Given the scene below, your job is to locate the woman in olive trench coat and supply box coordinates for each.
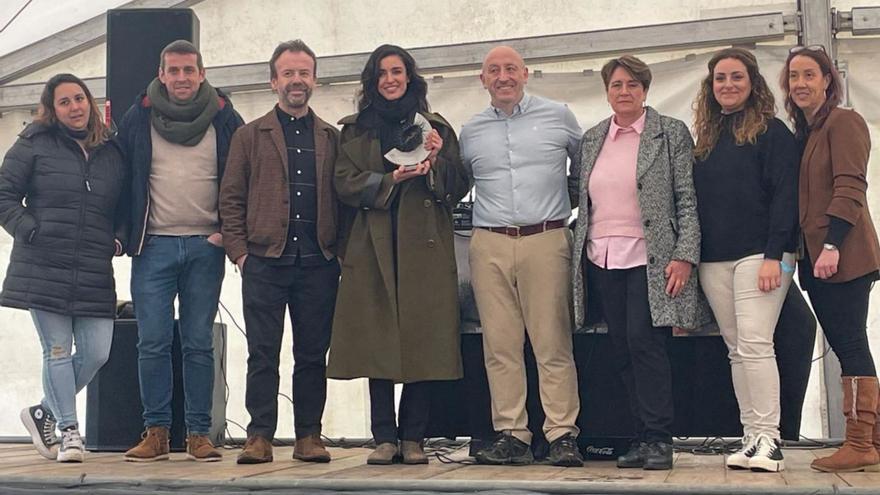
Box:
[328,44,470,464]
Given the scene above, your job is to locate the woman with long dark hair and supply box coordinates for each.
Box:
[693,48,798,472]
[0,73,128,463]
[782,46,880,473]
[327,45,470,465]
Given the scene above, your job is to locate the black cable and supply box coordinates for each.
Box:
[790,434,838,450]
[427,439,476,465]
[812,334,833,363]
[218,300,247,338]
[321,435,373,449]
[224,418,249,449]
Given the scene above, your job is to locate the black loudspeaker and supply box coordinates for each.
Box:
[106,9,200,124]
[85,319,226,452]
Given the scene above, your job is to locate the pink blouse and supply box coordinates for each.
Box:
[587,111,648,269]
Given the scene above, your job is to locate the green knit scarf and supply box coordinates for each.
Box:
[147,77,219,146]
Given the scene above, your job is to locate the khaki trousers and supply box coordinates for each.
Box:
[469,227,580,444]
[699,252,794,439]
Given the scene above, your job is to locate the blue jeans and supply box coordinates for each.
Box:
[132,235,225,435]
[31,309,113,430]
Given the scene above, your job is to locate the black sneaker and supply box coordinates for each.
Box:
[643,441,673,470]
[617,441,648,468]
[748,434,784,472]
[474,432,533,465]
[547,433,584,467]
[20,404,59,460]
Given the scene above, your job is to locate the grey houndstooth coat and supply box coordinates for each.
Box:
[571,106,704,329]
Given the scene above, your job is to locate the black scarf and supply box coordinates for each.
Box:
[59,124,88,141]
[357,91,420,158]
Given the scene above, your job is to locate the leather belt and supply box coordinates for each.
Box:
[480,219,567,237]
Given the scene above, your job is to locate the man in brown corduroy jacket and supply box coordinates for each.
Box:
[219,39,344,465]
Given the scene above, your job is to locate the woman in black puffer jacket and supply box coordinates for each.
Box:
[0,73,128,463]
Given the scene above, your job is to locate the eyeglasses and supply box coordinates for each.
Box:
[789,45,826,54]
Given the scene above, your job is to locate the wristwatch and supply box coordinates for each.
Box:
[822,243,838,251]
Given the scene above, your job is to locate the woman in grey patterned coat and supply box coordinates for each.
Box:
[570,55,700,471]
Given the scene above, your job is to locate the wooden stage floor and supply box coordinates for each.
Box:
[0,441,879,494]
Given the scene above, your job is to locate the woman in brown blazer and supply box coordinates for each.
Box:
[782,46,880,473]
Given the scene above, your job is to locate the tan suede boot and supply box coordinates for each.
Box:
[124,426,170,462]
[236,435,273,464]
[400,440,428,464]
[812,376,880,472]
[367,442,399,465]
[186,434,222,462]
[873,380,880,465]
[293,434,331,463]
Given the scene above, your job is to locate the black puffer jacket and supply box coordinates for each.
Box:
[0,122,129,318]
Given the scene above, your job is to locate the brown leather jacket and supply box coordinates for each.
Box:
[219,107,343,263]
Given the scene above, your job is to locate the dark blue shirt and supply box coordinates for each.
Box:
[261,106,327,266]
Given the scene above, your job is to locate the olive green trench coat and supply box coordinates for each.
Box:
[327,111,470,383]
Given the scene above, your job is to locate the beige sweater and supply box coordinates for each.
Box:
[147,124,219,235]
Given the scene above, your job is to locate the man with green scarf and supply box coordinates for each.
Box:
[117,40,244,463]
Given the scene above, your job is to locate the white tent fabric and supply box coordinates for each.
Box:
[0,0,127,57]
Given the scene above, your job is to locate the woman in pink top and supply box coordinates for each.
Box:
[571,55,701,471]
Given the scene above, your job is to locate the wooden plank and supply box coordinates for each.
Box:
[0,441,867,491]
[321,447,470,480]
[0,444,34,452]
[250,450,372,480]
[0,446,44,459]
[781,448,849,487]
[319,460,467,481]
[665,452,722,486]
[429,463,566,482]
[836,470,880,488]
[555,463,668,484]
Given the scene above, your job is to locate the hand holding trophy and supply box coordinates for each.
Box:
[388,114,442,183]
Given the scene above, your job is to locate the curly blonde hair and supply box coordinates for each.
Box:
[693,48,776,160]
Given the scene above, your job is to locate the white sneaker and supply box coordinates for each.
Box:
[57,429,84,463]
[20,404,59,460]
[748,434,784,472]
[726,434,757,470]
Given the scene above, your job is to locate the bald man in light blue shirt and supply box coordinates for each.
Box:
[460,45,583,468]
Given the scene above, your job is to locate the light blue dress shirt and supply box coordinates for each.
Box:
[460,94,582,227]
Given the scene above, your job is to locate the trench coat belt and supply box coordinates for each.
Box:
[479,219,567,238]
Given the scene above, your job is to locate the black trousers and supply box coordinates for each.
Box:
[369,379,431,444]
[589,262,674,444]
[243,257,340,439]
[800,254,877,377]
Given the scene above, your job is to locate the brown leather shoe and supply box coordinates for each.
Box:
[367,442,399,465]
[187,434,222,462]
[293,434,331,463]
[237,435,273,464]
[124,426,170,462]
[400,440,428,464]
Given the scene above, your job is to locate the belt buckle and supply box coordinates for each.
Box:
[505,226,520,237]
